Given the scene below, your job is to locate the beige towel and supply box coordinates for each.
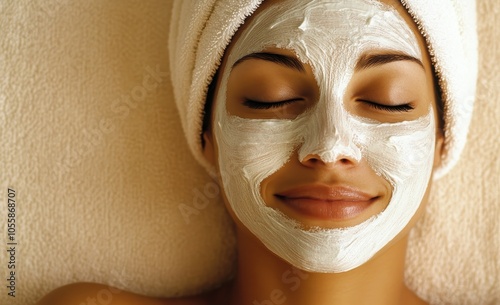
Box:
[0,1,498,304]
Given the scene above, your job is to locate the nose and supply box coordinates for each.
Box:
[297,104,362,168]
[299,138,361,169]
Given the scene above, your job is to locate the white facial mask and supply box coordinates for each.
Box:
[214,0,436,272]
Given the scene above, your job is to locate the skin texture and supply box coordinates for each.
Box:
[36,0,443,304]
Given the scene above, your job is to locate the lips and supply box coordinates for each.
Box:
[275,185,378,220]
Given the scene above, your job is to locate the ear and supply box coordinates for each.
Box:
[433,130,445,170]
[202,129,217,167]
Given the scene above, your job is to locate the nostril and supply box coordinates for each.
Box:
[298,136,363,167]
[309,158,322,165]
[300,152,359,168]
[301,154,322,164]
[339,158,352,165]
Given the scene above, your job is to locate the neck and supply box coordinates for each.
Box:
[228,227,422,305]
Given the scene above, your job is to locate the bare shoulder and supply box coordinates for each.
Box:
[35,282,212,305]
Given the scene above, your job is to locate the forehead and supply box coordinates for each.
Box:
[226,0,421,67]
[224,0,427,63]
[252,0,414,26]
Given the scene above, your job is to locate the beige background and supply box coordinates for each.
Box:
[0,1,498,304]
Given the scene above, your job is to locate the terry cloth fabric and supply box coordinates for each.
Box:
[400,0,478,178]
[168,0,478,179]
[2,1,498,305]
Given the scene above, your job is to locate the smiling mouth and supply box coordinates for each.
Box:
[275,185,379,221]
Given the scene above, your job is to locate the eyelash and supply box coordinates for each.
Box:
[242,98,414,112]
[359,100,414,112]
[242,98,299,109]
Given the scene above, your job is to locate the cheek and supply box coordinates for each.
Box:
[351,113,436,185]
[397,176,434,237]
[217,182,239,221]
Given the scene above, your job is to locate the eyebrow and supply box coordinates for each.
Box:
[355,53,424,71]
[232,52,306,73]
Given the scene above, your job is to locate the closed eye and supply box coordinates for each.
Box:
[242,98,302,110]
[358,99,414,112]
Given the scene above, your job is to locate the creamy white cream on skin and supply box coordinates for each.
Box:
[213,0,436,272]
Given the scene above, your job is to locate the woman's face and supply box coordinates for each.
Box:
[204,0,443,273]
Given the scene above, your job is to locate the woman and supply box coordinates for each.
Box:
[37,0,477,304]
